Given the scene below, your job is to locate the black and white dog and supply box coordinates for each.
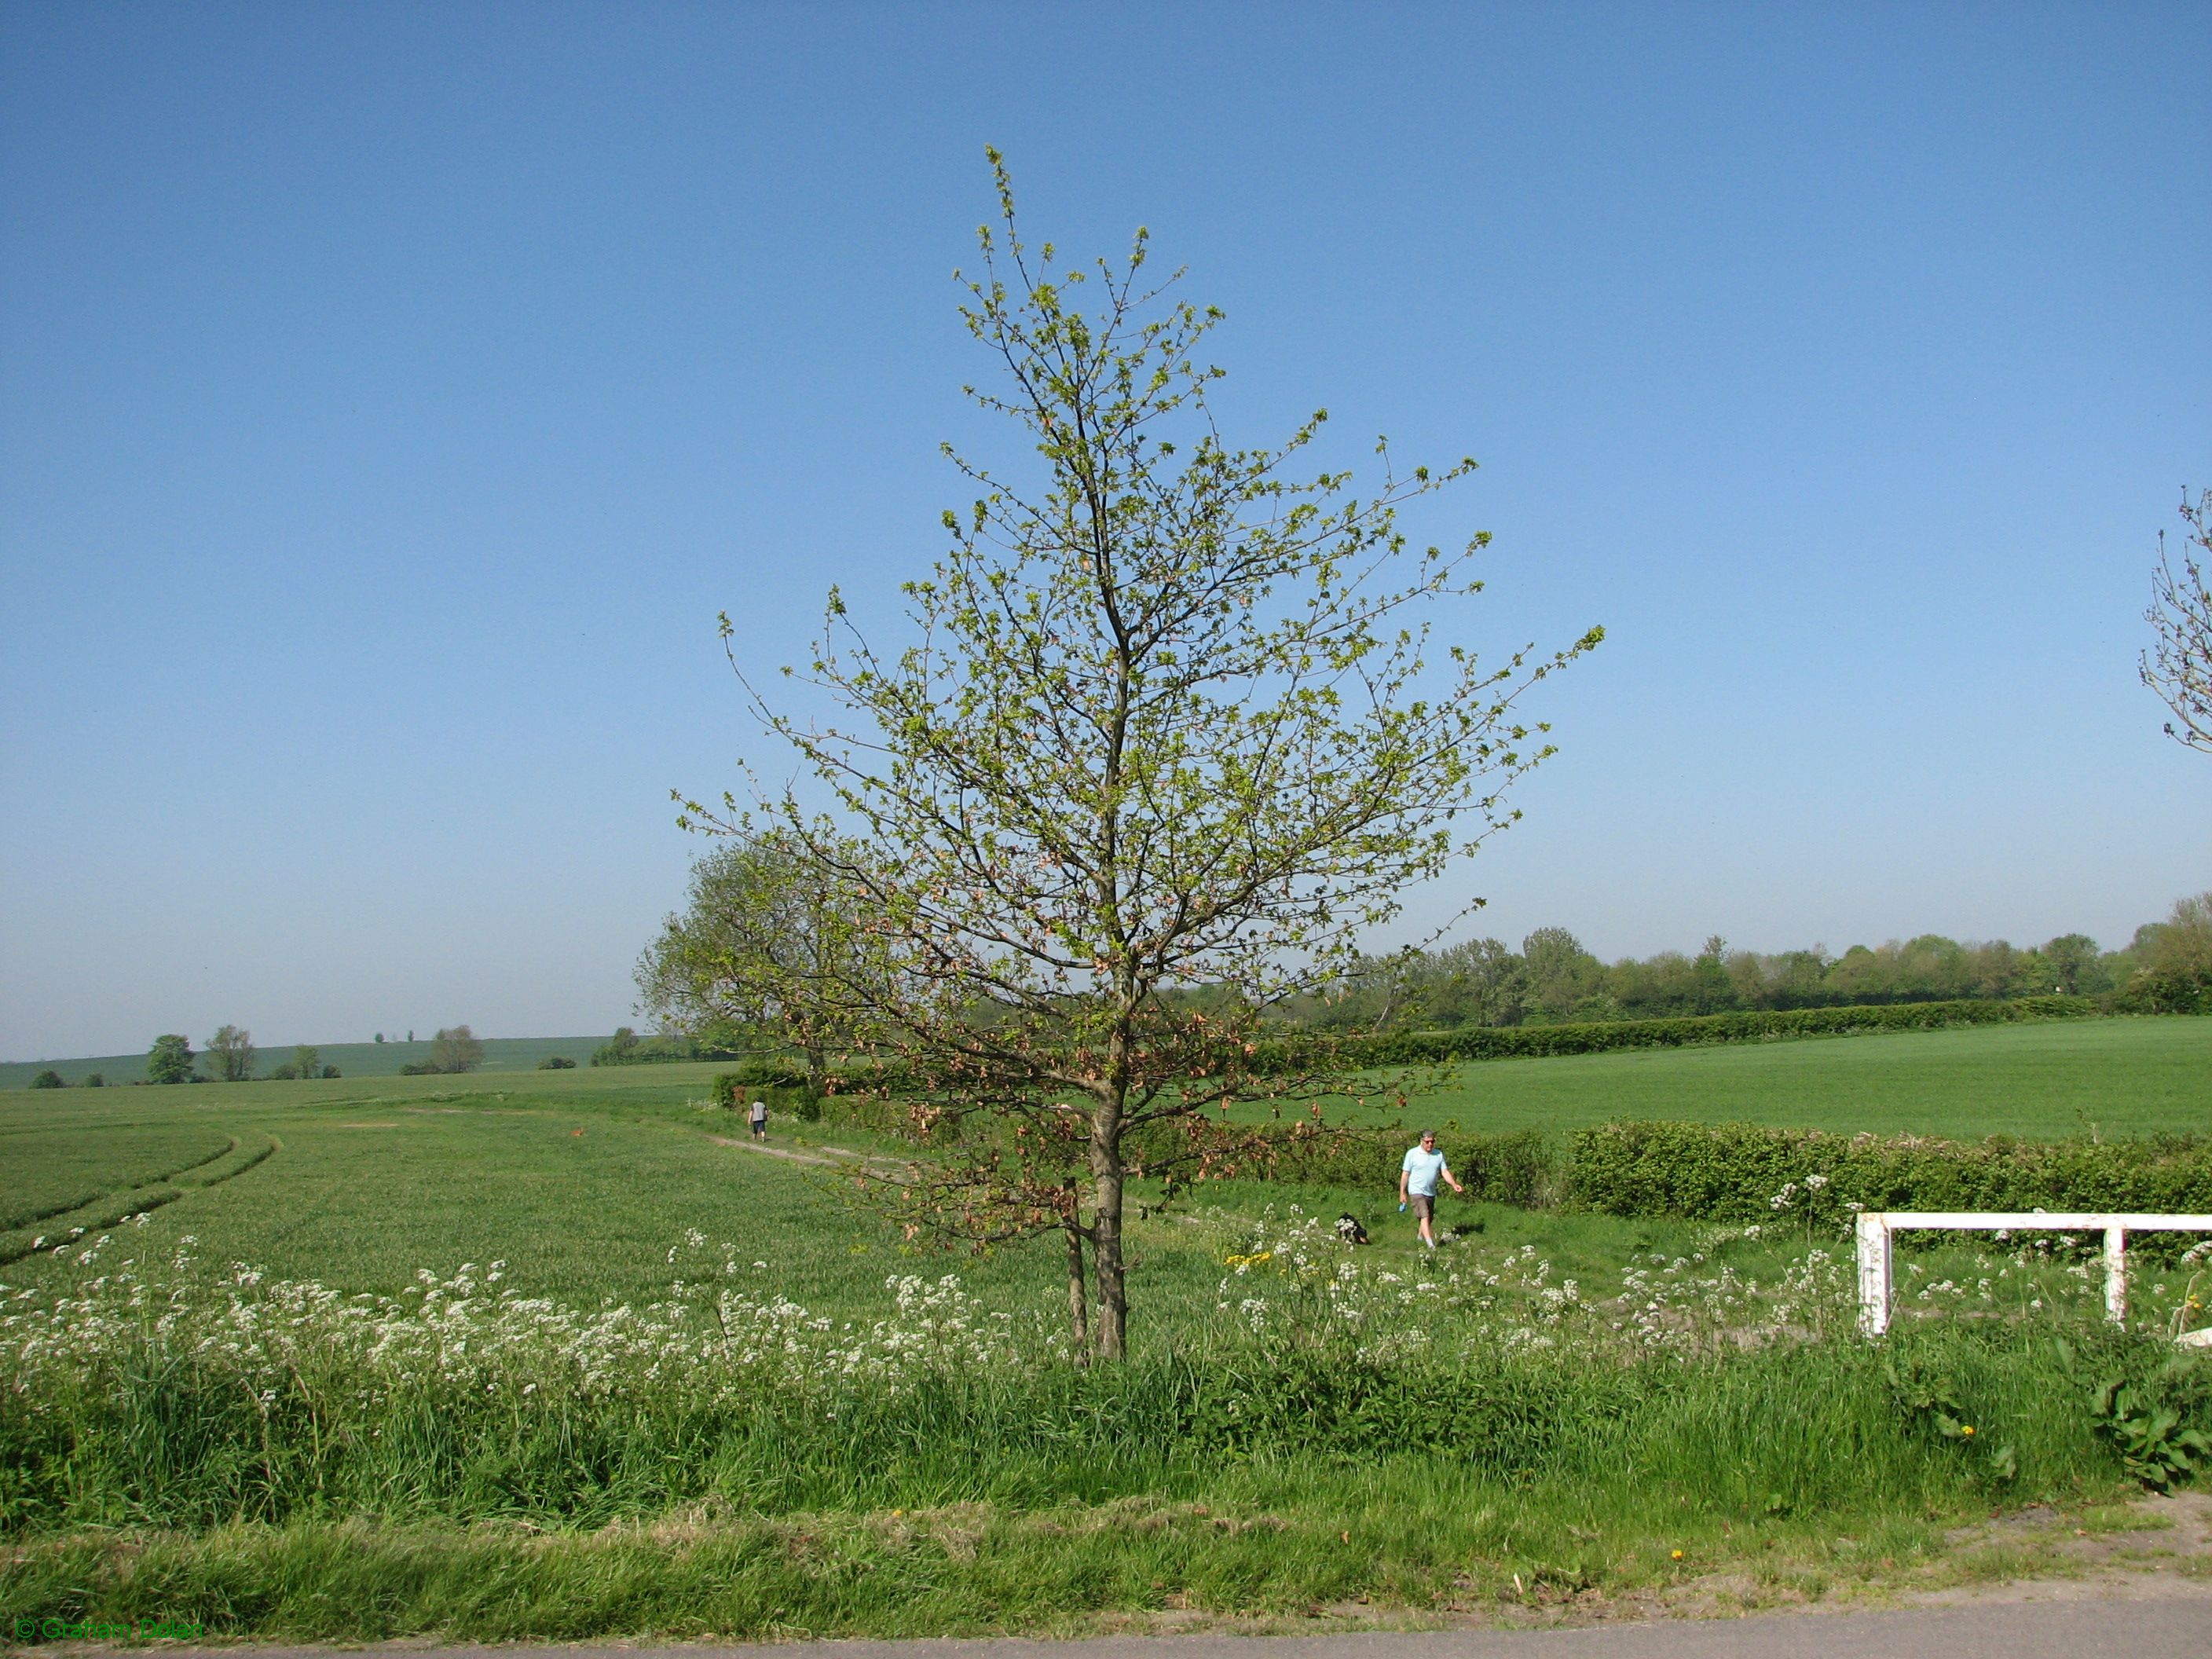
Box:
[1334,1213,1370,1245]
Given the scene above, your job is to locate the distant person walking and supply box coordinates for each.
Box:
[1398,1129,1463,1249]
[748,1093,768,1142]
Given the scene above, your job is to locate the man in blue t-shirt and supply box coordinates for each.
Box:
[1398,1130,1464,1249]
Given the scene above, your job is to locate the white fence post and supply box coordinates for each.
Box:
[1855,1212,1892,1337]
[1851,1212,2212,1342]
[2104,1225,2128,1326]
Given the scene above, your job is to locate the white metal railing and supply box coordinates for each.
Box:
[1855,1211,2212,1341]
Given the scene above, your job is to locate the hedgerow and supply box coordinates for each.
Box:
[1287,994,2110,1069]
[717,1000,2163,1104]
[1569,1120,2212,1229]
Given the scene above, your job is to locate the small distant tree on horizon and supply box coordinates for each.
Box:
[30,1069,64,1089]
[147,1034,194,1085]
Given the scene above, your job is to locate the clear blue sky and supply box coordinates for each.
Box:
[2,3,2207,1060]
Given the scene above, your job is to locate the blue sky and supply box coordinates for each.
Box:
[2,2,2207,1060]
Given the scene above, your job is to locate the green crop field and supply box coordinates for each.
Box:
[1309,1015,2212,1141]
[2,1016,2205,1314]
[0,1064,1423,1324]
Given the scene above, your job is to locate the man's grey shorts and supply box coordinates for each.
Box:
[1410,1193,1434,1222]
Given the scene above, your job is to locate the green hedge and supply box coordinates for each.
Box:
[1570,1120,2212,1229]
[709,1073,822,1122]
[711,1000,2164,1105]
[1302,994,2109,1070]
[1232,1125,1556,1207]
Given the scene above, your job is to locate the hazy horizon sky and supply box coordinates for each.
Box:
[3,3,2207,1061]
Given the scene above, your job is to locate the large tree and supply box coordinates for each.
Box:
[146,1033,194,1085]
[427,1025,484,1074]
[687,156,1596,1358]
[2130,892,2212,1012]
[635,830,879,1093]
[2142,488,2211,753]
[205,1024,256,1082]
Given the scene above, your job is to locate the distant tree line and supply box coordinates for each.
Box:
[1283,891,2212,1031]
[639,849,2212,1068]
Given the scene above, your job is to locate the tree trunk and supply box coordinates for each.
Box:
[804,1043,827,1098]
[1090,1111,1128,1359]
[1063,1182,1090,1361]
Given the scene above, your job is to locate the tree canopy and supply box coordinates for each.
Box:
[206,1025,256,1082]
[146,1033,194,1085]
[685,154,1597,1358]
[635,830,880,1091]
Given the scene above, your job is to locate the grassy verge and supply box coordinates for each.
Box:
[0,1476,2138,1643]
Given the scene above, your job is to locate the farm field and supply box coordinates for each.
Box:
[1,1063,1672,1322]
[2,1016,2208,1309]
[1312,1015,2212,1141]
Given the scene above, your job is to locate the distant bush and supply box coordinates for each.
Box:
[322,1064,339,1079]
[429,1026,484,1074]
[537,1056,577,1070]
[29,1070,64,1090]
[716,1056,819,1090]
[398,1030,483,1076]
[1247,1123,1558,1207]
[82,1073,104,1088]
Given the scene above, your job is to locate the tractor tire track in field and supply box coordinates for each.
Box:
[0,1134,280,1266]
[0,1133,240,1233]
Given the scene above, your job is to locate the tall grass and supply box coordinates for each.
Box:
[5,1210,2207,1639]
[2,1217,2192,1535]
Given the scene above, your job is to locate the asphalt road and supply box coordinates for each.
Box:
[64,1595,2212,1659]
